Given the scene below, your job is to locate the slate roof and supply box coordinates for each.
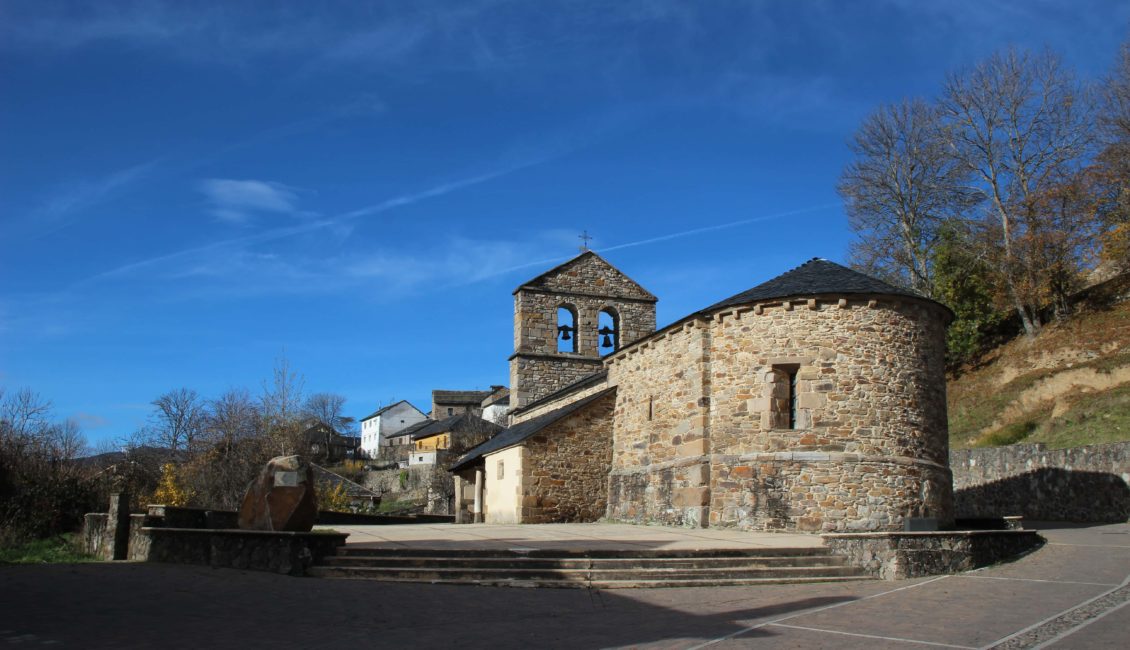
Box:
[409,411,502,441]
[450,388,616,472]
[432,389,493,405]
[509,370,608,417]
[480,386,510,408]
[384,419,433,439]
[704,258,935,312]
[359,399,422,422]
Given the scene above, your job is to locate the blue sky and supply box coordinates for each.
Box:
[2,1,1128,448]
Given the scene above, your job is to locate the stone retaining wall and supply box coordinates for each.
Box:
[80,501,349,575]
[950,442,1130,522]
[822,529,1043,580]
[137,528,347,576]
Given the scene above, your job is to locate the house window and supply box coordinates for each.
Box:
[598,307,619,354]
[497,459,505,480]
[557,305,577,353]
[769,364,800,429]
[447,407,454,416]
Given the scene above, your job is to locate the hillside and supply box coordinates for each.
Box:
[947,298,1130,450]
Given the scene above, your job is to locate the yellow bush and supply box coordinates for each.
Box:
[318,481,351,512]
[150,463,194,507]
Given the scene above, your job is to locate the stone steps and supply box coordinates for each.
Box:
[308,547,873,588]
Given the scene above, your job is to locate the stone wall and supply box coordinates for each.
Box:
[950,442,1130,522]
[80,501,348,575]
[605,295,953,533]
[510,252,656,409]
[607,322,712,527]
[510,374,610,425]
[509,353,603,412]
[823,529,1043,580]
[518,392,615,523]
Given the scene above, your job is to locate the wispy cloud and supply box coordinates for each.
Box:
[73,157,548,289]
[463,202,843,283]
[600,203,841,253]
[24,159,161,238]
[72,412,110,429]
[199,179,304,224]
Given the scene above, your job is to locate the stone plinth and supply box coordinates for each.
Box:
[822,529,1043,580]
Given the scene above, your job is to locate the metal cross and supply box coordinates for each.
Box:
[579,230,593,251]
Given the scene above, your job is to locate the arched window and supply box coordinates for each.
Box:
[598,307,619,355]
[557,305,577,353]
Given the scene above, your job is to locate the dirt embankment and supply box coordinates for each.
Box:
[948,300,1130,449]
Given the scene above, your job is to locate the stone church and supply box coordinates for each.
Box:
[451,251,954,533]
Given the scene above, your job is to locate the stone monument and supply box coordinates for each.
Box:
[238,455,318,532]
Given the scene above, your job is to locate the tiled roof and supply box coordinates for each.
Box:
[450,388,616,472]
[704,258,932,311]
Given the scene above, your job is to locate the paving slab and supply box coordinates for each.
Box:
[319,522,825,551]
[1,521,1126,649]
[1043,598,1130,649]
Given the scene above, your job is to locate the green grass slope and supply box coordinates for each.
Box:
[947,301,1130,449]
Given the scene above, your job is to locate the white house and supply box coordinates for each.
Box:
[358,400,428,458]
[480,388,510,426]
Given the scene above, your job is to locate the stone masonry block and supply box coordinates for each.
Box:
[677,438,707,458]
[798,392,827,408]
[686,463,709,487]
[672,487,710,508]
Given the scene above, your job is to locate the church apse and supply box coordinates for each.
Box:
[603,259,954,533]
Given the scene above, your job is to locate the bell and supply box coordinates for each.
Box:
[561,329,571,341]
[601,334,612,347]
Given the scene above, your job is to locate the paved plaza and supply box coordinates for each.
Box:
[319,521,826,551]
[1,522,1127,649]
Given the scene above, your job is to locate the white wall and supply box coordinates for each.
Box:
[359,402,427,457]
[409,450,436,466]
[484,446,524,524]
[481,403,509,427]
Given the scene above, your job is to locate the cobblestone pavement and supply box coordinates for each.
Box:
[1,522,1126,649]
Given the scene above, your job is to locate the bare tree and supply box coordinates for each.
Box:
[941,48,1095,334]
[259,354,306,454]
[839,98,975,295]
[47,419,87,461]
[303,392,356,435]
[1102,42,1130,142]
[204,388,261,447]
[260,355,305,426]
[0,387,54,444]
[146,388,205,454]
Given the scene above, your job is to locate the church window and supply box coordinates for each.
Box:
[497,459,505,480]
[557,305,577,353]
[598,307,619,354]
[769,365,800,429]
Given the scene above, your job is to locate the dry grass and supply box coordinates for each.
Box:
[948,302,1130,449]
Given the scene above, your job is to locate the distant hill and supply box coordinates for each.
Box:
[948,282,1130,450]
[73,445,181,470]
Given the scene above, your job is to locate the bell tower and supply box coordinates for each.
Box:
[509,251,657,411]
